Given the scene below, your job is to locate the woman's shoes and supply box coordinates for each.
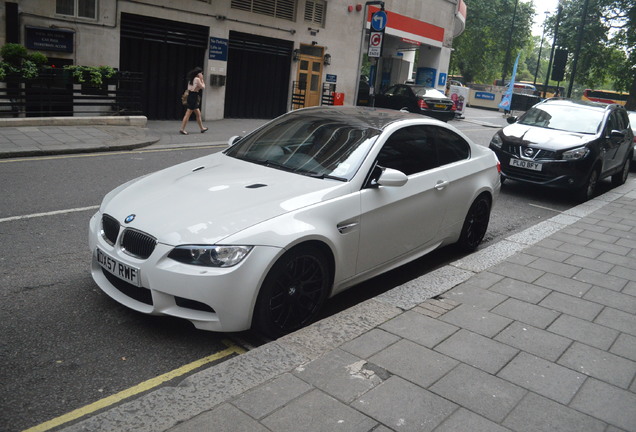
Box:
[201,127,208,133]
[179,130,188,135]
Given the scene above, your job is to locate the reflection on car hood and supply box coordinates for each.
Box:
[101,153,347,246]
[502,123,594,150]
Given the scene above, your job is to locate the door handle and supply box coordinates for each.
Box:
[435,180,449,190]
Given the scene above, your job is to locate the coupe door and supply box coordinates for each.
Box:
[356,126,450,274]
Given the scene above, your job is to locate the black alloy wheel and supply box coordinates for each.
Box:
[457,195,491,252]
[578,168,600,202]
[253,245,330,338]
[611,156,631,187]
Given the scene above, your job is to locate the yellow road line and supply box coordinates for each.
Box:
[1,144,225,163]
[23,340,246,432]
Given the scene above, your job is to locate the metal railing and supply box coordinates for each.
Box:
[0,70,143,117]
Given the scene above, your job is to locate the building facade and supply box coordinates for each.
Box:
[1,0,466,120]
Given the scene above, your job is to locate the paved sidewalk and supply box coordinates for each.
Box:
[55,180,636,432]
[4,113,634,431]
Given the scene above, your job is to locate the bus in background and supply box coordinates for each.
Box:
[582,89,628,106]
[515,81,564,98]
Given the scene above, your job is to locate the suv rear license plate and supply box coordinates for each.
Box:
[510,158,542,171]
[96,248,140,286]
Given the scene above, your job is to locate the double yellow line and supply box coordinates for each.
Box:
[23,340,246,432]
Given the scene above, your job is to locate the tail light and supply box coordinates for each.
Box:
[418,99,427,109]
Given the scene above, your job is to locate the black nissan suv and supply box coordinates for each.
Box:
[489,99,633,201]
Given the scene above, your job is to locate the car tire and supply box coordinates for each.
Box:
[457,194,491,252]
[252,245,330,338]
[577,167,600,202]
[611,156,631,187]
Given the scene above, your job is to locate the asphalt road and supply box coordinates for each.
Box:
[0,114,623,432]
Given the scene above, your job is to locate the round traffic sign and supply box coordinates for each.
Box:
[371,11,387,32]
[370,32,382,47]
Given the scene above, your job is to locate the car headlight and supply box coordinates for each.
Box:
[168,245,253,267]
[562,146,590,160]
[490,133,503,149]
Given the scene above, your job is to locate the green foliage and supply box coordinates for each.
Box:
[450,0,535,84]
[0,43,28,67]
[63,65,117,86]
[0,43,48,80]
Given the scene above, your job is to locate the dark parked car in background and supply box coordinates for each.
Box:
[374,84,456,122]
[490,99,634,201]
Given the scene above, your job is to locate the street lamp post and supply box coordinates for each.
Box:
[533,11,550,86]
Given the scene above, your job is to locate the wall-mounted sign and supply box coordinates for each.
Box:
[209,37,228,61]
[368,31,383,58]
[438,73,447,86]
[326,74,337,83]
[25,26,74,53]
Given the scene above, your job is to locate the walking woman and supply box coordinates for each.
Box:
[180,67,208,135]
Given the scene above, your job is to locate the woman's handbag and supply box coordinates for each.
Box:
[181,89,189,106]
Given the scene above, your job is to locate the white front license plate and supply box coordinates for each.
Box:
[510,158,542,171]
[96,248,141,287]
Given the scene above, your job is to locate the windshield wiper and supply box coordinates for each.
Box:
[297,170,347,182]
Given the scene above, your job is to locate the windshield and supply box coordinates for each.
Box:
[518,104,604,134]
[225,113,380,181]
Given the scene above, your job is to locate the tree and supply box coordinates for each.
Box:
[449,0,534,84]
[545,0,635,108]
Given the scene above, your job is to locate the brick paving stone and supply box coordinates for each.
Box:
[623,280,636,296]
[574,268,628,292]
[444,283,508,309]
[549,314,619,350]
[495,321,571,362]
[262,389,377,432]
[491,298,560,329]
[439,304,512,337]
[231,373,312,420]
[506,252,538,266]
[463,271,504,289]
[598,251,635,266]
[534,272,591,297]
[583,286,636,314]
[489,277,551,304]
[594,307,636,337]
[170,403,269,432]
[556,241,602,258]
[564,254,614,273]
[570,379,636,431]
[369,339,458,388]
[528,257,580,278]
[430,364,526,423]
[489,262,545,283]
[353,376,457,432]
[292,349,382,403]
[610,333,636,362]
[502,392,606,432]
[610,265,636,282]
[379,310,458,348]
[435,329,518,374]
[497,352,585,404]
[524,245,573,262]
[558,342,636,389]
[433,408,512,432]
[551,231,593,247]
[340,328,401,359]
[538,291,603,320]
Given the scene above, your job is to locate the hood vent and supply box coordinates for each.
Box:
[246,183,267,189]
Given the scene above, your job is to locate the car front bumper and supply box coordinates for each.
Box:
[88,212,282,332]
[490,146,594,190]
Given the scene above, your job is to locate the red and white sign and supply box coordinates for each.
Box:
[368,31,383,57]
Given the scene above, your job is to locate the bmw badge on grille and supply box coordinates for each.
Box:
[124,214,136,224]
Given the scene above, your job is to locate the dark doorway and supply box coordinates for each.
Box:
[225,31,293,119]
[120,13,208,120]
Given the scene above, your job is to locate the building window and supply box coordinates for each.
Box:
[231,0,296,21]
[56,0,97,19]
[304,0,326,27]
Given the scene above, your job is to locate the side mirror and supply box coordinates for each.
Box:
[506,116,518,124]
[377,167,408,187]
[609,130,626,140]
[228,135,242,146]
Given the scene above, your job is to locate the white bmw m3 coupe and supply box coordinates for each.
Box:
[89,106,500,337]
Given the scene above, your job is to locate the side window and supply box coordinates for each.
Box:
[606,111,620,134]
[435,127,471,165]
[384,85,399,96]
[377,126,438,175]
